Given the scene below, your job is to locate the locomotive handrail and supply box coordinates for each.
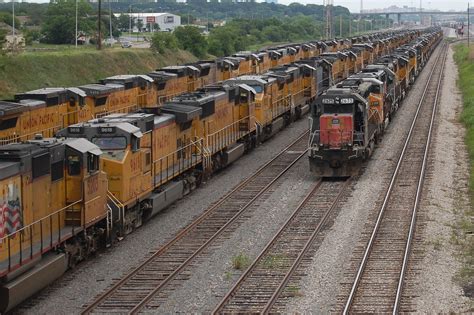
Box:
[0,199,84,243]
[107,190,124,231]
[0,124,63,146]
[152,138,205,185]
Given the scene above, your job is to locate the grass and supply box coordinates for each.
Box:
[261,254,286,269]
[231,252,251,270]
[286,285,303,297]
[0,47,197,99]
[452,43,474,299]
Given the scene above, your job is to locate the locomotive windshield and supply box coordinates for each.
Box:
[248,85,263,93]
[92,137,127,150]
[322,103,353,114]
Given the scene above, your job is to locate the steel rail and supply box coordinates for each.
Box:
[262,178,352,314]
[342,41,447,315]
[392,42,447,314]
[212,178,351,314]
[82,131,309,314]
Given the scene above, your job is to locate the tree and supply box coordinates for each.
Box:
[117,14,133,32]
[136,19,143,32]
[0,12,20,28]
[42,0,94,44]
[151,31,178,53]
[173,26,207,58]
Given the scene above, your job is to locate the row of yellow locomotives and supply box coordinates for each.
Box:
[0,28,428,312]
[0,73,314,312]
[0,29,424,147]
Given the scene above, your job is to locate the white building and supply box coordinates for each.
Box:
[115,13,181,32]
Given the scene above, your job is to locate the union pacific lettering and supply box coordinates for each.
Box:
[215,106,229,121]
[130,153,141,173]
[21,113,57,132]
[86,176,99,195]
[109,94,132,109]
[156,133,171,150]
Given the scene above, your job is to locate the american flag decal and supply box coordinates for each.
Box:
[0,182,23,240]
[5,198,22,235]
[0,201,6,240]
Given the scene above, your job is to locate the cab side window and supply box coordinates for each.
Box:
[68,155,81,176]
[131,135,140,152]
[87,153,99,173]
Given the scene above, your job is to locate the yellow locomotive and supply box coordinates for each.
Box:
[0,136,108,311]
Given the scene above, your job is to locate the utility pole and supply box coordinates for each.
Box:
[98,0,102,50]
[109,0,113,44]
[11,0,15,38]
[420,0,423,25]
[75,0,78,48]
[468,2,470,48]
[324,0,333,39]
[129,5,132,35]
[340,15,342,37]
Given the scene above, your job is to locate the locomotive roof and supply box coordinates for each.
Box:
[100,112,154,133]
[319,88,368,105]
[66,137,103,155]
[15,87,86,102]
[161,103,202,124]
[78,83,124,96]
[190,61,212,69]
[228,75,274,85]
[161,65,200,74]
[0,142,44,159]
[61,121,143,140]
[102,74,154,83]
[0,161,20,181]
[16,87,68,97]
[153,113,175,129]
[147,71,178,81]
[0,101,27,116]
[172,89,226,104]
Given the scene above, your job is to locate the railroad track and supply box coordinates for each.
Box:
[341,41,447,314]
[81,131,310,314]
[213,177,351,314]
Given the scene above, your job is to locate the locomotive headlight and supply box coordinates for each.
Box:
[340,98,354,104]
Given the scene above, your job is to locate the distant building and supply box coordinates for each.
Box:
[114,12,181,32]
[265,0,277,3]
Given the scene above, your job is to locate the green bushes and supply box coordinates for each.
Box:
[151,32,178,54]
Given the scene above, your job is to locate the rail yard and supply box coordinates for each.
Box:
[0,26,470,314]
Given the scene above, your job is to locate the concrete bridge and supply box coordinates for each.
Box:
[352,10,469,24]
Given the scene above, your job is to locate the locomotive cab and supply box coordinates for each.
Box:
[309,89,371,177]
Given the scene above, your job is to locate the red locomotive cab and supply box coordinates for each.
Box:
[319,113,353,149]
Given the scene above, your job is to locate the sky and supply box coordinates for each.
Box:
[276,0,471,12]
[14,0,472,13]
